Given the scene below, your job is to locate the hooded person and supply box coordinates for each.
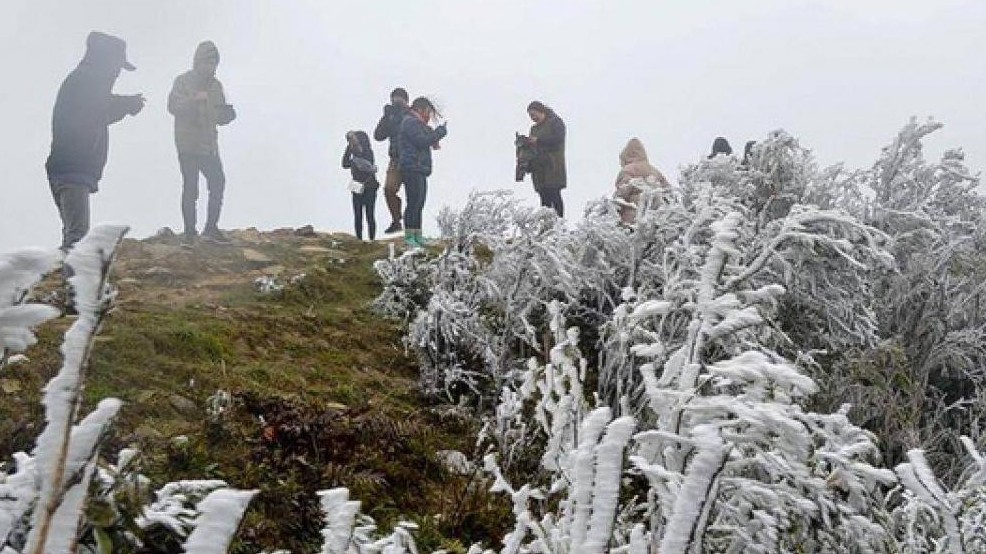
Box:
[373,87,411,234]
[46,31,145,251]
[168,41,237,245]
[342,130,380,241]
[523,101,567,217]
[708,136,733,159]
[614,138,670,224]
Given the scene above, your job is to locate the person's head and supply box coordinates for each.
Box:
[743,140,756,163]
[82,31,135,78]
[621,138,648,165]
[527,101,550,124]
[193,41,220,77]
[709,137,732,159]
[390,87,409,108]
[410,97,440,123]
[347,130,369,149]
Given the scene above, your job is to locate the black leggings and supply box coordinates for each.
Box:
[537,188,564,217]
[403,171,428,230]
[352,187,377,240]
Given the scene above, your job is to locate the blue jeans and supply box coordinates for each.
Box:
[402,171,427,230]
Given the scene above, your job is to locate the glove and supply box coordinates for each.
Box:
[435,122,448,140]
[127,94,146,116]
[217,104,237,125]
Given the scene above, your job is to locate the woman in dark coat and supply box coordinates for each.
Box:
[525,101,567,217]
[342,130,380,240]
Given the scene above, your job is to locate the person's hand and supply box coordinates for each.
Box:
[436,122,448,140]
[129,94,146,115]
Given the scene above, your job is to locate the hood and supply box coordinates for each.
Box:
[620,138,649,166]
[193,41,220,69]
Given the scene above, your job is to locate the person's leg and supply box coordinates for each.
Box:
[553,190,564,218]
[403,172,426,243]
[179,154,201,237]
[537,189,551,209]
[55,184,91,251]
[365,188,377,241]
[352,193,364,240]
[383,159,403,231]
[200,155,227,234]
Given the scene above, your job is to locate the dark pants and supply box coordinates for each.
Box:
[537,188,564,217]
[179,153,226,235]
[402,171,427,230]
[352,184,378,240]
[50,181,91,251]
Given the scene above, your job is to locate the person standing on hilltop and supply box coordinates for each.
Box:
[342,130,380,241]
[373,87,411,234]
[398,97,447,248]
[708,136,733,159]
[614,138,670,224]
[168,41,237,246]
[46,31,145,252]
[522,101,567,217]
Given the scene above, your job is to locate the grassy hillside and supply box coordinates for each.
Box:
[0,228,507,553]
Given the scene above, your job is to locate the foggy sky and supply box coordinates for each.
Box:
[2,0,984,251]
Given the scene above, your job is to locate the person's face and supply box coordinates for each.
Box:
[392,96,408,108]
[415,107,434,123]
[197,58,219,77]
[529,109,546,124]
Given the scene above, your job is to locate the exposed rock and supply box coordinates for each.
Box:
[229,228,265,244]
[155,227,177,239]
[1,379,23,394]
[294,224,318,237]
[298,245,333,254]
[169,394,197,415]
[241,248,275,268]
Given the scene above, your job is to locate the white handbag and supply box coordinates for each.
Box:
[347,180,365,194]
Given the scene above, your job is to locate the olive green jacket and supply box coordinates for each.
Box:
[168,70,233,156]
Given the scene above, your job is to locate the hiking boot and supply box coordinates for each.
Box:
[384,220,403,234]
[404,230,420,249]
[202,228,232,244]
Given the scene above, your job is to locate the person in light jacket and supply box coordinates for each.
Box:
[614,138,670,224]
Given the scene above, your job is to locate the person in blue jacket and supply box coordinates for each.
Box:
[397,97,447,248]
[342,130,380,241]
[46,32,145,251]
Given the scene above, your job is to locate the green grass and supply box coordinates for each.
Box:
[1,231,509,553]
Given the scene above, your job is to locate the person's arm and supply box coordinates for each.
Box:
[105,94,143,125]
[402,118,440,148]
[373,108,392,141]
[216,82,236,125]
[342,144,353,169]
[535,117,566,150]
[167,75,201,117]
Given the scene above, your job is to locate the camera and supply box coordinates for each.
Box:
[515,133,537,182]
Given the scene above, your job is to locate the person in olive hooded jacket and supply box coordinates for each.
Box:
[47,31,145,251]
[168,41,236,244]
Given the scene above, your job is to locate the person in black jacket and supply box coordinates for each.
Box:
[46,32,145,251]
[342,131,380,241]
[397,97,447,248]
[373,87,411,234]
[522,101,566,217]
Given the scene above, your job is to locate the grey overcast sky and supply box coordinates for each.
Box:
[1,1,984,251]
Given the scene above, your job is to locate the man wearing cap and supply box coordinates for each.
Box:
[168,41,237,245]
[46,31,145,251]
[373,87,411,234]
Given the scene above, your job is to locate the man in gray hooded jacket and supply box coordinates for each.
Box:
[168,41,236,244]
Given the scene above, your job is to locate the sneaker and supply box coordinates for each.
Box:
[202,228,232,244]
[384,221,403,234]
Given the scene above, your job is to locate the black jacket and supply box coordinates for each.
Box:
[529,111,567,190]
[373,104,410,160]
[46,62,141,191]
[342,131,380,191]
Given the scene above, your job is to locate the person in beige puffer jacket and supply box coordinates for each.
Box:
[614,138,669,224]
[168,41,236,244]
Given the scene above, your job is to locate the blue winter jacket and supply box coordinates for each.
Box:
[397,114,441,176]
